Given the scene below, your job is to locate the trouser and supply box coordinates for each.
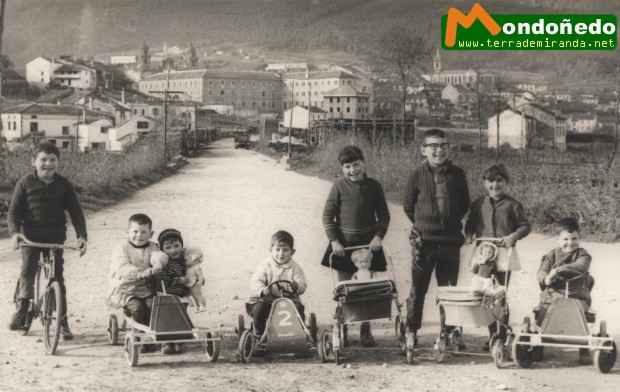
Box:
[18,246,67,317]
[124,296,154,326]
[406,241,460,331]
[488,271,510,338]
[252,300,305,336]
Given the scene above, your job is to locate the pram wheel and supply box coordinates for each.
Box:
[434,335,446,363]
[205,331,220,362]
[125,336,139,367]
[308,313,318,343]
[594,340,617,374]
[108,315,119,345]
[491,336,505,368]
[334,349,341,365]
[318,329,332,363]
[237,314,245,338]
[239,329,254,363]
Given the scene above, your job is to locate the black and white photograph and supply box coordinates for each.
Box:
[0,1,618,391]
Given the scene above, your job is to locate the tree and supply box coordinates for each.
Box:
[0,0,6,146]
[597,60,620,170]
[377,26,432,144]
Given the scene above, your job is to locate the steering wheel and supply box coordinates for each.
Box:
[548,268,587,296]
[268,280,296,296]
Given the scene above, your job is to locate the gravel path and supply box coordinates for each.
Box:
[0,138,618,391]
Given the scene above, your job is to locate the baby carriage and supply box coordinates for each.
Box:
[433,238,514,366]
[108,282,221,367]
[317,245,409,365]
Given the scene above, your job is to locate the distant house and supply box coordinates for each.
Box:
[322,85,371,120]
[488,108,566,151]
[281,105,328,129]
[108,115,157,151]
[26,57,61,85]
[265,62,308,72]
[26,56,130,90]
[441,84,475,109]
[1,103,111,149]
[77,118,114,151]
[555,91,573,102]
[567,113,598,133]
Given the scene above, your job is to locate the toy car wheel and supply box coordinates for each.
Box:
[309,313,318,343]
[439,305,446,332]
[205,331,221,362]
[594,340,617,374]
[395,314,406,351]
[125,336,139,367]
[512,335,533,368]
[434,336,446,363]
[492,337,505,368]
[239,330,253,363]
[450,329,462,353]
[317,329,332,363]
[108,315,119,346]
[237,314,245,338]
[505,333,515,361]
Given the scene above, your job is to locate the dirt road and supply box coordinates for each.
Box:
[0,139,618,391]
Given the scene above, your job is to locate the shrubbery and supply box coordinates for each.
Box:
[295,131,620,242]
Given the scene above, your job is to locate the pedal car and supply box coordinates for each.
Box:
[319,246,408,364]
[237,280,317,363]
[513,269,616,373]
[108,286,221,367]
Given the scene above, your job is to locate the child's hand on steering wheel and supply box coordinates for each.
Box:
[290,280,299,293]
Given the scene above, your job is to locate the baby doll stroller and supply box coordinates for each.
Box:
[108,281,221,367]
[237,280,318,363]
[433,238,514,366]
[318,246,409,365]
[513,269,616,373]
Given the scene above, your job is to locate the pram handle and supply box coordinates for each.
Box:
[475,237,516,248]
[328,245,396,289]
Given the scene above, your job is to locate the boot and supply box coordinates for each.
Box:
[360,322,376,347]
[9,299,30,331]
[161,343,175,355]
[579,348,592,365]
[60,318,73,341]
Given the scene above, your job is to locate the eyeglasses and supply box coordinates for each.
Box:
[423,143,450,150]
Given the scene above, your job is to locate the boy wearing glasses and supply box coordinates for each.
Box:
[403,128,470,346]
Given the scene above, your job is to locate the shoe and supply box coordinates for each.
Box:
[579,348,592,365]
[174,344,184,353]
[161,343,175,355]
[60,318,73,341]
[140,344,158,354]
[482,340,490,352]
[195,306,207,313]
[360,323,376,347]
[406,329,418,348]
[532,346,544,362]
[9,299,30,331]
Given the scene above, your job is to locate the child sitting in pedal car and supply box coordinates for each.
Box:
[246,230,307,338]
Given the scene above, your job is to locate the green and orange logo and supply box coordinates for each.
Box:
[441,2,617,50]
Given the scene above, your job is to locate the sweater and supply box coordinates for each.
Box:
[465,195,531,242]
[537,247,592,305]
[322,176,390,244]
[403,160,470,244]
[107,240,160,307]
[250,256,307,302]
[7,171,87,243]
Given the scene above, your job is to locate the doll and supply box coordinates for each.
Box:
[471,242,498,294]
[184,247,207,312]
[351,248,376,280]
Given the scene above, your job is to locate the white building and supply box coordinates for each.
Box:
[281,106,328,129]
[77,118,114,151]
[26,57,61,85]
[108,115,157,151]
[488,109,535,149]
[111,55,137,65]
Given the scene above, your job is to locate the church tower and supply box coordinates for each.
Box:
[138,40,151,69]
[433,47,442,73]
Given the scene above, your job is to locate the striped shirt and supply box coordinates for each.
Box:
[155,257,191,297]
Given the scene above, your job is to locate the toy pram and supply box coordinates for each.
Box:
[108,284,221,367]
[434,284,509,365]
[318,246,409,365]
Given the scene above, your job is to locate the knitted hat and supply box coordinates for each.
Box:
[158,228,183,249]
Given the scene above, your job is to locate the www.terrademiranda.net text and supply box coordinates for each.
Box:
[455,38,616,49]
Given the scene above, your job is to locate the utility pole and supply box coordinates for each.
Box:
[76,88,80,156]
[149,61,182,162]
[288,83,294,159]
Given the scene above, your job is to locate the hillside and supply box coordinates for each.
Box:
[4,0,619,92]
